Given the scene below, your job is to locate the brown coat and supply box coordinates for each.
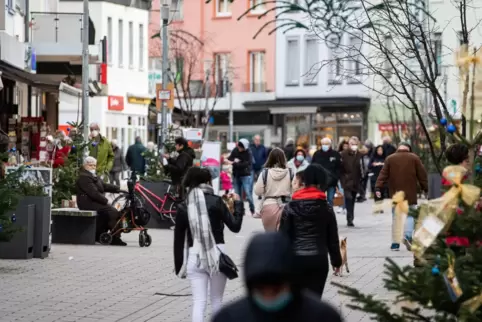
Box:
[340,150,364,192]
[375,150,428,205]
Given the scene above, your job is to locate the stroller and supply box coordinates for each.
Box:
[99,172,152,247]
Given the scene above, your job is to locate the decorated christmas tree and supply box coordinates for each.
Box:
[52,122,89,207]
[142,125,177,182]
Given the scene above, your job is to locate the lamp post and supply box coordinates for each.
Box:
[158,1,170,154]
[82,0,90,141]
[203,60,212,140]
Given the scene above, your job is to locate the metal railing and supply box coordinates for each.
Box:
[30,12,83,44]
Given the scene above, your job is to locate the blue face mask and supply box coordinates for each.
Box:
[321,145,330,152]
[295,155,304,162]
[252,291,293,312]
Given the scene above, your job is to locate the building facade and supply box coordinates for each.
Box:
[148,0,276,146]
[57,0,151,148]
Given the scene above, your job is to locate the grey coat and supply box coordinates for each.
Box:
[111,146,127,173]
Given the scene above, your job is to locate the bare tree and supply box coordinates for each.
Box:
[150,28,222,128]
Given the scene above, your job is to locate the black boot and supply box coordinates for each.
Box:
[111,236,127,246]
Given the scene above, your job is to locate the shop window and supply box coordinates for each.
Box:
[128,116,132,125]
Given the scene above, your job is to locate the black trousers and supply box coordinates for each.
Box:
[96,205,121,237]
[344,190,357,223]
[109,171,121,186]
[295,255,329,299]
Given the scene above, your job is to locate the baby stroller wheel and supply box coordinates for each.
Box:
[99,232,112,245]
[144,233,152,247]
[139,233,146,247]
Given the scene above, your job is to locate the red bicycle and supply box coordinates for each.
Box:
[112,177,178,224]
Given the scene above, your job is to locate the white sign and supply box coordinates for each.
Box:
[184,128,203,141]
[158,90,171,100]
[201,141,222,194]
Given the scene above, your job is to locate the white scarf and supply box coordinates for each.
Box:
[177,184,219,278]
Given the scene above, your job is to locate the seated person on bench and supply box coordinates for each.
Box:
[76,156,126,246]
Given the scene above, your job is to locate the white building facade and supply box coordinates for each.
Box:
[57,0,150,149]
[273,11,371,147]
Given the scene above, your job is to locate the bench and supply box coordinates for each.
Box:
[51,208,97,245]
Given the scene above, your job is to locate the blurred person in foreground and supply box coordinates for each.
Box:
[375,142,428,251]
[279,164,342,298]
[212,232,342,322]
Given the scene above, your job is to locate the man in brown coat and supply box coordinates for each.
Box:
[375,142,428,251]
[340,136,364,227]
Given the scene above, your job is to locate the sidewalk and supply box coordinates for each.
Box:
[0,199,412,322]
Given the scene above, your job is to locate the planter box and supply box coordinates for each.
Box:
[0,204,35,259]
[20,196,51,259]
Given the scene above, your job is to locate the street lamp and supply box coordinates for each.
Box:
[158,0,171,154]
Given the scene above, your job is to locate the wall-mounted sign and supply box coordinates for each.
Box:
[108,95,124,111]
[127,97,151,105]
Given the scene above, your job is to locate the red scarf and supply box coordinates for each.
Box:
[292,187,326,200]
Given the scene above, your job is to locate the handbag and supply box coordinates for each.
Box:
[218,247,238,280]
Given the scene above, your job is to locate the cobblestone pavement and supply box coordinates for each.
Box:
[0,199,412,322]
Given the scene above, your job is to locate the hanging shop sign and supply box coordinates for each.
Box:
[127,96,151,105]
[108,95,124,111]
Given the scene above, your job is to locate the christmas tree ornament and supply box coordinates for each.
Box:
[476,164,481,173]
[431,265,440,276]
[92,142,97,147]
[392,191,409,245]
[461,292,482,313]
[443,253,463,302]
[11,214,16,223]
[440,118,448,126]
[456,207,464,215]
[0,224,3,232]
[447,124,457,133]
[67,128,70,132]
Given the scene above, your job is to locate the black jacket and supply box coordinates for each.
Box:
[165,147,195,185]
[311,149,342,187]
[228,147,252,178]
[283,143,295,161]
[174,186,244,275]
[382,143,396,157]
[76,168,119,211]
[279,193,342,268]
[212,232,342,322]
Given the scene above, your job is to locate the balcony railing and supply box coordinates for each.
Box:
[30,12,83,44]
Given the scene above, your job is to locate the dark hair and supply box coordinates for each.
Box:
[182,167,212,191]
[294,148,306,158]
[264,148,287,168]
[338,140,348,152]
[445,143,469,165]
[295,164,327,188]
[175,137,188,148]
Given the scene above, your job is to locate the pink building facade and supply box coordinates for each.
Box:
[148,0,277,145]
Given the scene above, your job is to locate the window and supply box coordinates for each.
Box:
[384,35,393,79]
[433,32,442,76]
[171,0,184,20]
[128,21,134,67]
[7,0,14,14]
[172,56,184,83]
[304,38,318,85]
[216,0,231,16]
[118,19,124,67]
[249,0,265,12]
[286,38,300,85]
[327,37,342,85]
[214,53,230,96]
[139,24,144,69]
[149,57,162,69]
[249,51,266,92]
[349,35,362,77]
[107,17,113,64]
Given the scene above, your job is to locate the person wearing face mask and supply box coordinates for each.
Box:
[287,148,309,174]
[76,157,125,245]
[212,232,342,322]
[340,136,364,227]
[312,138,342,206]
[88,123,114,178]
[278,164,342,299]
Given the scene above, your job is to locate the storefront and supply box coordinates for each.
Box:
[243,97,370,147]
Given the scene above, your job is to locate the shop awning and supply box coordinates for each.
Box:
[243,96,371,111]
[0,61,59,91]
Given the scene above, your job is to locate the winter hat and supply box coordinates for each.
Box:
[238,138,250,149]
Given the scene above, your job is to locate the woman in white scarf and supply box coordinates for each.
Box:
[174,167,244,322]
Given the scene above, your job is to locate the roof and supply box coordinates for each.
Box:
[0,61,59,91]
[243,96,371,110]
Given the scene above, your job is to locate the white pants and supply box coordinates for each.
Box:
[187,244,227,322]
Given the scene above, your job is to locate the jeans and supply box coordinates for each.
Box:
[233,175,255,213]
[326,186,336,206]
[344,190,357,224]
[188,245,227,322]
[392,206,416,243]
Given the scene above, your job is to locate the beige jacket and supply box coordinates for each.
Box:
[254,168,292,205]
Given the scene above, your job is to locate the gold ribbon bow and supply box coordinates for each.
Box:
[462,292,482,313]
[392,191,409,217]
[441,165,480,208]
